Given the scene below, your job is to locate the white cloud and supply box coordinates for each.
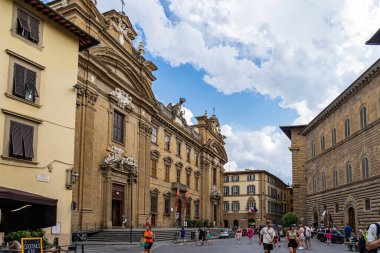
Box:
[181,106,194,125]
[221,124,292,183]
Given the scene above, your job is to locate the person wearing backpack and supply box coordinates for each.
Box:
[366,222,380,253]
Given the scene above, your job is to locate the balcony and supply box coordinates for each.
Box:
[171,182,188,192]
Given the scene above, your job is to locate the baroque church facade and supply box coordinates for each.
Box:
[49,0,227,230]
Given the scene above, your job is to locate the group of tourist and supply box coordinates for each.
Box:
[195,227,212,246]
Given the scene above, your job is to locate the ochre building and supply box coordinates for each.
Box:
[223,170,288,228]
[49,0,228,230]
[0,0,97,245]
[281,58,380,232]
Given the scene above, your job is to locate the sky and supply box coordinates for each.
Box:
[96,0,380,184]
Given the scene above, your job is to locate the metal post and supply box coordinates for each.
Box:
[129,178,133,243]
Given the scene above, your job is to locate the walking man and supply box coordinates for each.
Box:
[344,223,352,242]
[180,226,186,245]
[260,220,275,253]
[305,224,311,249]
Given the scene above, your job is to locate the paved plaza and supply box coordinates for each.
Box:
[79,236,353,253]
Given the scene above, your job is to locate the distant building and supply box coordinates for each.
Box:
[223,170,288,228]
[281,46,380,231]
[0,0,97,244]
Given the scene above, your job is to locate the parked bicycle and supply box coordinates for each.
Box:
[72,232,87,242]
[172,232,180,243]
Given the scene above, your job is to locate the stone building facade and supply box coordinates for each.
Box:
[223,170,288,228]
[49,0,228,230]
[0,0,97,245]
[281,58,380,231]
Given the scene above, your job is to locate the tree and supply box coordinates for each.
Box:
[282,212,298,227]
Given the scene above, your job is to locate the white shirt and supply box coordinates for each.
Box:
[367,223,380,253]
[299,227,305,237]
[260,227,275,244]
[305,226,311,236]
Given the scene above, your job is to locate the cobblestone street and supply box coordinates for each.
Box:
[80,236,354,253]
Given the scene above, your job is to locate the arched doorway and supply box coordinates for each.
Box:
[224,220,229,228]
[233,219,239,228]
[313,211,318,228]
[348,207,356,232]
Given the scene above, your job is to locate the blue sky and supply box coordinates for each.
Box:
[97,0,380,183]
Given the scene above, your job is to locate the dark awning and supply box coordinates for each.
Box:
[0,187,57,232]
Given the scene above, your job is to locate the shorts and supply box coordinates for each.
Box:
[144,242,153,249]
[288,239,298,248]
[263,243,274,251]
[305,236,310,241]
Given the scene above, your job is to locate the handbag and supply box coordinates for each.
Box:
[139,237,146,247]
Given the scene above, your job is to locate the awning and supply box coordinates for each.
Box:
[0,186,57,232]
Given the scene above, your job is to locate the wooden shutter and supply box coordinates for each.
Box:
[26,69,38,98]
[13,64,26,97]
[22,124,34,158]
[10,121,23,156]
[29,16,39,42]
[17,8,30,32]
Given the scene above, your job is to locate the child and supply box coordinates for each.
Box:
[207,230,212,245]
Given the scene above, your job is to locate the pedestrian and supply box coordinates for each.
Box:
[311,226,315,239]
[344,223,352,242]
[194,229,199,246]
[260,220,275,253]
[286,224,298,253]
[357,229,366,253]
[325,226,332,246]
[180,226,186,245]
[274,226,280,247]
[248,226,254,244]
[198,227,204,246]
[304,224,311,249]
[298,224,304,249]
[365,222,380,252]
[207,229,213,245]
[143,225,155,253]
[236,227,242,244]
[145,217,150,227]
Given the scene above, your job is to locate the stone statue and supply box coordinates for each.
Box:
[109,88,133,110]
[112,18,132,46]
[167,98,188,126]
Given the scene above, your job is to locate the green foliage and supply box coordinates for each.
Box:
[6,229,51,249]
[282,212,298,227]
[203,219,209,227]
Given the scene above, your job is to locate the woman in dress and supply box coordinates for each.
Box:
[325,226,332,246]
[286,224,298,253]
[236,227,243,244]
[274,226,280,247]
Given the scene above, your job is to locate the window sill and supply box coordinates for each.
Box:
[163,213,171,217]
[5,93,42,108]
[1,155,39,165]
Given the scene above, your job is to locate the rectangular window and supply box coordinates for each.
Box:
[247,174,255,181]
[224,175,229,182]
[195,152,199,166]
[320,135,325,152]
[213,168,217,185]
[165,165,170,182]
[223,186,229,196]
[247,185,255,194]
[186,202,191,217]
[365,198,371,210]
[311,142,316,157]
[165,135,170,151]
[232,186,239,195]
[232,175,239,182]
[186,174,190,188]
[232,201,240,211]
[345,118,351,138]
[9,120,34,160]
[151,160,157,178]
[195,202,200,218]
[223,202,230,211]
[332,128,337,145]
[195,177,199,191]
[164,198,170,214]
[176,141,181,157]
[16,8,40,44]
[151,127,157,143]
[335,203,339,213]
[176,170,181,183]
[13,63,39,103]
[151,195,158,213]
[113,111,124,143]
[186,145,191,162]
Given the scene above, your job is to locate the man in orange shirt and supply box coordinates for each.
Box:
[144,226,155,253]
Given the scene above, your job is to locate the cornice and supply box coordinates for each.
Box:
[301,59,380,136]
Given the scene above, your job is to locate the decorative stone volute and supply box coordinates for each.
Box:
[109,88,133,110]
[102,146,138,174]
[210,185,222,201]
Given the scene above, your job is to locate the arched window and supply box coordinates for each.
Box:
[344,117,351,138]
[332,128,337,146]
[360,106,367,129]
[362,157,369,179]
[346,164,352,183]
[322,172,327,190]
[311,141,316,157]
[232,186,240,195]
[333,169,339,187]
[312,177,317,192]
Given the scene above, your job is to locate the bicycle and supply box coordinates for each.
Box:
[172,232,180,243]
[72,232,87,242]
